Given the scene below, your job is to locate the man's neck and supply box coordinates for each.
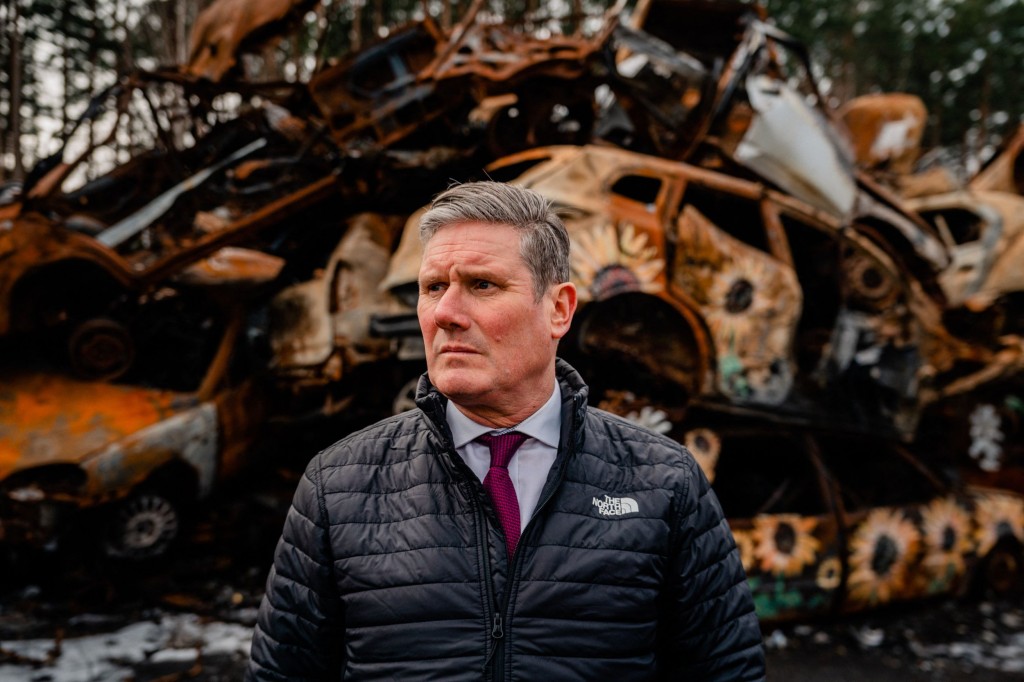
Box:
[450,400,542,430]
[446,381,562,450]
[448,376,559,430]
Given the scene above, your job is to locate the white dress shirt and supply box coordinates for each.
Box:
[446,381,561,531]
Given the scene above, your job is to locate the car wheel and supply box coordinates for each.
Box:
[68,318,135,381]
[105,492,180,560]
[392,377,420,415]
[982,542,1024,595]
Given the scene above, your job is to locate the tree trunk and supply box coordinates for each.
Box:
[978,55,990,151]
[0,0,10,175]
[61,0,71,136]
[373,0,383,40]
[175,0,188,65]
[86,0,98,178]
[350,0,363,52]
[8,0,23,179]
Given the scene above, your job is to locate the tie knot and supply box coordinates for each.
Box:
[477,431,528,468]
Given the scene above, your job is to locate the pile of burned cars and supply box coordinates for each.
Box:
[1,0,1022,616]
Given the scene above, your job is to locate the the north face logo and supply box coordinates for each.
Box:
[592,495,639,516]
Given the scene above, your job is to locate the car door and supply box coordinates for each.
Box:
[669,183,802,406]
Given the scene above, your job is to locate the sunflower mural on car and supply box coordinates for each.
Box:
[736,514,837,621]
[973,492,1024,556]
[752,514,821,577]
[816,556,842,590]
[671,205,801,405]
[570,219,665,302]
[731,527,756,574]
[919,496,974,591]
[847,508,921,606]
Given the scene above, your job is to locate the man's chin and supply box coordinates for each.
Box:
[431,370,489,405]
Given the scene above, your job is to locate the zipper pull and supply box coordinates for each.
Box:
[491,613,503,639]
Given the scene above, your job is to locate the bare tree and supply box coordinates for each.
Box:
[7,0,24,179]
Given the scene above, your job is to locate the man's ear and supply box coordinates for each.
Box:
[549,282,577,340]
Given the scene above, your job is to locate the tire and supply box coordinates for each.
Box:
[68,317,135,381]
[981,542,1024,596]
[104,492,180,560]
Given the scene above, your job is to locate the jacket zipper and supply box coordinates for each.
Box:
[435,390,584,682]
[475,487,502,678]
[485,395,581,681]
[436,429,502,680]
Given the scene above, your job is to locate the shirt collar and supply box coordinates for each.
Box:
[446,380,562,449]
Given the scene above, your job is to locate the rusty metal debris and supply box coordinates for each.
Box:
[1,0,1023,617]
[971,124,1024,196]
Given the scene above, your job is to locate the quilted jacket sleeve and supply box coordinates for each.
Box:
[246,454,344,682]
[658,456,766,680]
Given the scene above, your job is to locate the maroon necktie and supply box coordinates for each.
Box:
[477,432,528,558]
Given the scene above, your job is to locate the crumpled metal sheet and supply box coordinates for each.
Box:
[908,190,1024,310]
[174,247,285,290]
[186,0,318,82]
[736,76,857,219]
[971,124,1024,195]
[268,213,399,376]
[840,93,927,175]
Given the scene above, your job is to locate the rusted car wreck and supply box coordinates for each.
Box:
[1,0,1022,614]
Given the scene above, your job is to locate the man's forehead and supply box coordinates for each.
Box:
[427,220,520,239]
[421,224,523,262]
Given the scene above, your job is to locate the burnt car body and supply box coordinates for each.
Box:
[902,189,1024,481]
[3,0,1023,617]
[0,316,264,559]
[383,145,1022,441]
[0,70,342,381]
[971,124,1024,197]
[705,430,1024,621]
[907,190,1024,333]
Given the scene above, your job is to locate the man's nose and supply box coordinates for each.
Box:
[432,285,470,330]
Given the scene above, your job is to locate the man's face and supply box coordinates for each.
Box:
[417,221,576,426]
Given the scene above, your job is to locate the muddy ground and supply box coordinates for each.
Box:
[1,432,1022,681]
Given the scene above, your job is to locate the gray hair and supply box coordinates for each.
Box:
[419,181,571,300]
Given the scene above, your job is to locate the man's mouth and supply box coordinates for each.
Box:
[439,344,479,354]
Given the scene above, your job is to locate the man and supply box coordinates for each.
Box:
[247,181,765,680]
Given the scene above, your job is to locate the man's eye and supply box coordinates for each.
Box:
[424,282,446,294]
[475,280,494,290]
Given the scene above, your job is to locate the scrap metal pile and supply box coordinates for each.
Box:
[2,0,1023,618]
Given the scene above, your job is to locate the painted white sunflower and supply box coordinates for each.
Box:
[753,514,821,577]
[847,508,921,605]
[570,221,664,302]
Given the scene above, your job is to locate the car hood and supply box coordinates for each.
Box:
[0,372,199,482]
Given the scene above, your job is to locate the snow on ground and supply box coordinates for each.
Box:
[0,612,253,682]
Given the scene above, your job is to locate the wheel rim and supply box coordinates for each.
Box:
[109,494,179,559]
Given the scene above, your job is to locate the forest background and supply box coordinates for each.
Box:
[1,0,1022,183]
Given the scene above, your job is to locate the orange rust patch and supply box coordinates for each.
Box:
[0,373,194,480]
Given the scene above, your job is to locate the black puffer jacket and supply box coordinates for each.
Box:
[247,361,765,681]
